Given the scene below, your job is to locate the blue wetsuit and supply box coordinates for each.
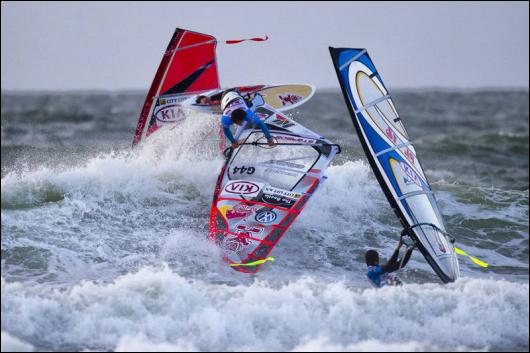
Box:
[366,245,414,287]
[221,97,271,144]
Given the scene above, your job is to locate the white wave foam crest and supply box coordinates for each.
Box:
[1,108,382,233]
[1,116,225,207]
[291,337,436,352]
[2,267,528,352]
[300,160,383,227]
[115,336,436,352]
[1,331,34,352]
[115,335,197,352]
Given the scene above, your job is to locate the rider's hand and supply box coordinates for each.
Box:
[232,140,245,149]
[267,138,275,147]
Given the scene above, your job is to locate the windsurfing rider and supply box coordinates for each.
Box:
[365,233,415,287]
[220,91,274,149]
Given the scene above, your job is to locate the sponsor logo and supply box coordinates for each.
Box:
[222,234,251,253]
[155,104,186,123]
[400,161,422,187]
[278,93,303,106]
[255,210,277,224]
[264,186,301,199]
[226,204,255,220]
[404,148,416,165]
[235,223,265,237]
[158,96,187,105]
[224,181,261,195]
[232,166,256,175]
[222,223,265,253]
[271,115,295,128]
[385,127,398,144]
[260,193,297,208]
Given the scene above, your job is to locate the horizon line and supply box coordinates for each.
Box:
[2,86,529,95]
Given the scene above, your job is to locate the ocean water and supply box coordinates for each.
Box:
[1,89,528,352]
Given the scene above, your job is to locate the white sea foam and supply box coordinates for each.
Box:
[1,331,34,352]
[291,337,438,352]
[301,160,383,228]
[1,267,528,352]
[115,335,198,352]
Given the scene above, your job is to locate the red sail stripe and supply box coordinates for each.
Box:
[225,36,268,44]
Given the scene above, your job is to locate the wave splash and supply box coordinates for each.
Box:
[2,267,528,352]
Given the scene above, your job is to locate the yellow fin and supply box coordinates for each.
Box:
[229,257,275,267]
[454,247,489,268]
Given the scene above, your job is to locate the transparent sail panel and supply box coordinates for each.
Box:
[229,138,319,191]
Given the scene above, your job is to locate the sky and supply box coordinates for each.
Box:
[1,1,529,91]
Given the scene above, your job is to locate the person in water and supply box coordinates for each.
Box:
[195,95,213,105]
[365,234,416,287]
[220,91,274,149]
[195,94,221,105]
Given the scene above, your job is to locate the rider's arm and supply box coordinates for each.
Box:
[381,245,401,274]
[399,246,415,269]
[221,115,236,143]
[247,109,272,140]
[223,126,236,144]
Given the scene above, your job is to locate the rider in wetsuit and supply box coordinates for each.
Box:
[220,91,274,149]
[365,233,416,287]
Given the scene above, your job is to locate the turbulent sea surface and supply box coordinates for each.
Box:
[1,89,528,352]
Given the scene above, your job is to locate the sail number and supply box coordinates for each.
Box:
[232,166,255,175]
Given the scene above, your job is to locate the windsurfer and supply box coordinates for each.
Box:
[220,91,275,149]
[365,233,415,287]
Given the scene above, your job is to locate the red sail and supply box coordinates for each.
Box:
[132,28,220,146]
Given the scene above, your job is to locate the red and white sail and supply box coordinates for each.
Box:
[133,28,220,146]
[210,105,340,273]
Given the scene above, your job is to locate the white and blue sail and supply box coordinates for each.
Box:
[329,47,459,283]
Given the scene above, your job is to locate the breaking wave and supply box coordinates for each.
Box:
[2,268,528,352]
